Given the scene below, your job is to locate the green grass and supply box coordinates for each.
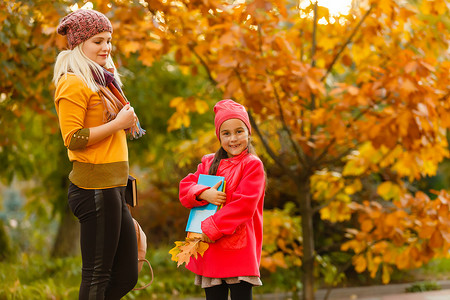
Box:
[0,248,204,300]
[3,250,450,299]
[0,254,81,299]
[0,246,300,299]
[407,257,450,282]
[405,281,441,293]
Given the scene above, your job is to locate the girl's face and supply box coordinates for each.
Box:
[219,118,249,158]
[82,31,112,67]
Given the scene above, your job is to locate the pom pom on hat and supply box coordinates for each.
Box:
[214,99,252,139]
[57,9,112,50]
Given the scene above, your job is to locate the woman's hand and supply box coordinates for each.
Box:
[201,233,214,243]
[114,104,136,130]
[86,104,137,146]
[197,181,226,206]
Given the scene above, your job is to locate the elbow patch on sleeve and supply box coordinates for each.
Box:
[68,128,90,150]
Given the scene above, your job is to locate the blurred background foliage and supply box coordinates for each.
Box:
[1,0,450,299]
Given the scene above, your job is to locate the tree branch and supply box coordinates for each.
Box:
[308,1,319,163]
[230,67,297,178]
[256,20,307,168]
[321,4,374,82]
[248,111,298,179]
[312,184,347,214]
[311,1,318,68]
[269,76,308,167]
[187,43,217,86]
[314,106,370,165]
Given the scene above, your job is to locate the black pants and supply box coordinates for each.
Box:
[204,281,253,300]
[68,183,138,300]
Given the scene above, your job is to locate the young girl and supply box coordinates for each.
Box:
[53,9,145,299]
[179,99,266,300]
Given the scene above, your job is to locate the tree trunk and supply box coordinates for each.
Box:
[0,219,12,261]
[299,176,315,300]
[51,204,80,257]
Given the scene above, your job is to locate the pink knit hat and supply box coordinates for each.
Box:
[57,9,112,50]
[214,99,252,139]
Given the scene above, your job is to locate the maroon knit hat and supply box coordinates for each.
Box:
[214,99,252,139]
[57,9,112,50]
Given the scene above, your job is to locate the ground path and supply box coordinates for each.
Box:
[182,280,450,300]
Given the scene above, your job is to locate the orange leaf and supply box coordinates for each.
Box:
[429,230,443,248]
[171,238,210,267]
[361,219,373,233]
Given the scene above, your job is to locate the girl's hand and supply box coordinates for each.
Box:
[201,233,214,243]
[198,181,226,206]
[114,104,135,130]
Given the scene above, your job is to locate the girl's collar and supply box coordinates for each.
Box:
[225,148,249,162]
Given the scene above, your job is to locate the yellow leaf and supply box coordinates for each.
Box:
[319,206,331,220]
[369,256,382,279]
[170,237,211,267]
[342,160,366,176]
[194,99,209,114]
[377,182,401,201]
[345,179,362,195]
[434,0,447,15]
[354,255,367,273]
[122,41,141,56]
[197,241,210,257]
[396,251,409,269]
[272,251,288,269]
[382,264,391,284]
[145,41,162,50]
[168,241,185,262]
[400,78,417,95]
[176,239,199,266]
[138,50,155,67]
[169,97,184,108]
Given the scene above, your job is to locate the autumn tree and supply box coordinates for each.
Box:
[0,0,80,256]
[0,0,217,256]
[2,1,450,299]
[107,0,449,299]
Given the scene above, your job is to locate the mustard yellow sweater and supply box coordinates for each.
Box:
[55,74,128,189]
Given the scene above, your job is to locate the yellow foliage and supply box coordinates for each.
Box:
[382,264,391,284]
[377,181,401,201]
[311,170,359,222]
[320,201,352,222]
[360,219,373,233]
[169,237,209,267]
[344,189,450,284]
[261,204,302,272]
[11,0,450,287]
[353,255,366,273]
[167,96,211,131]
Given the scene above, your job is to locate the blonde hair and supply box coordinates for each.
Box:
[52,43,122,92]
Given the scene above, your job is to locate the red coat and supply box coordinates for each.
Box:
[179,150,265,278]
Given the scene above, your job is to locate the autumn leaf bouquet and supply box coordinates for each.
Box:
[169,232,210,267]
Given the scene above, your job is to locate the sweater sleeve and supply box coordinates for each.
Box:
[54,75,91,150]
[201,158,265,241]
[179,155,214,208]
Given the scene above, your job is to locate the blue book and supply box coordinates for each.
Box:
[185,174,225,234]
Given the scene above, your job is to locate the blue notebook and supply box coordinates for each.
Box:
[185,174,225,234]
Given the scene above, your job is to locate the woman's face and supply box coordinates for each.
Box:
[82,31,112,67]
[219,118,249,158]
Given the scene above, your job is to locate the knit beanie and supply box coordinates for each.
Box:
[57,9,113,50]
[214,99,252,139]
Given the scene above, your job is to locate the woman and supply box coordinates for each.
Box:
[53,9,145,299]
